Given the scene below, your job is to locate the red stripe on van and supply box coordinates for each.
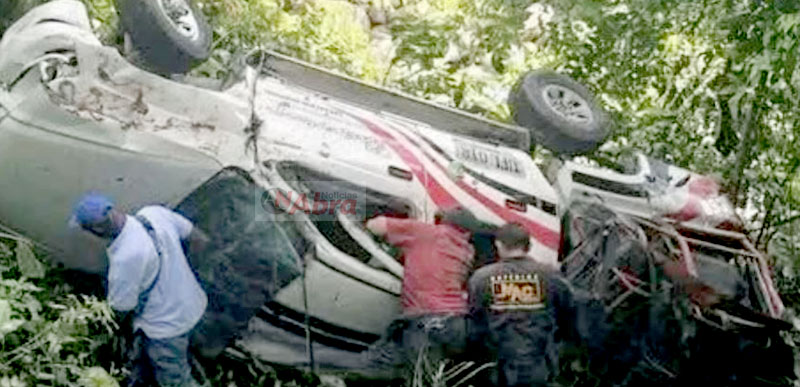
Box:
[391,131,560,250]
[359,116,559,251]
[450,177,560,250]
[358,118,459,210]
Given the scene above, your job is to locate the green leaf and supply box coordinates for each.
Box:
[0,375,26,387]
[0,242,11,259]
[14,241,44,279]
[22,297,41,322]
[0,299,25,338]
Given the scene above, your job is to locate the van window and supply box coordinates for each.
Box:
[647,157,671,182]
[174,167,307,358]
[597,152,641,175]
[276,162,416,263]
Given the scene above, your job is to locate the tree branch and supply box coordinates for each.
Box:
[754,158,800,247]
[769,213,800,230]
[731,101,755,208]
[755,193,776,249]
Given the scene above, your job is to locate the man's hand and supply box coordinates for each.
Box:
[366,216,389,236]
[187,228,211,258]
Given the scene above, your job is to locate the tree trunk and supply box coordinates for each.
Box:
[730,101,756,209]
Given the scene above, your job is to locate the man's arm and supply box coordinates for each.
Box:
[165,208,209,257]
[547,273,573,343]
[167,209,194,240]
[365,216,389,236]
[107,252,150,312]
[186,227,210,258]
[367,216,428,247]
[466,273,491,353]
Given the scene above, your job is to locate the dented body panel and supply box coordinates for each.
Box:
[0,0,786,371]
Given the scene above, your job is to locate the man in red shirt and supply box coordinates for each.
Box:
[366,207,479,366]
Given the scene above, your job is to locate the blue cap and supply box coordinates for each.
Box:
[69,193,114,228]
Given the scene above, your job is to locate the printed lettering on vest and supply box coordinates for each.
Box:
[490,273,545,311]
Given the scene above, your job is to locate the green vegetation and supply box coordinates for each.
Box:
[0,233,119,387]
[2,0,800,385]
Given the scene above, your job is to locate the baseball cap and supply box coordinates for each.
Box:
[68,192,114,228]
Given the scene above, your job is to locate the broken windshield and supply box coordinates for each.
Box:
[275,161,415,265]
[174,167,307,358]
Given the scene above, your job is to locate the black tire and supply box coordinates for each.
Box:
[116,0,211,74]
[511,70,609,154]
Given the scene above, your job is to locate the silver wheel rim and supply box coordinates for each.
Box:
[541,84,594,126]
[157,0,200,41]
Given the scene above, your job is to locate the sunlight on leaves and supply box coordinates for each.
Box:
[14,241,44,279]
[78,367,119,387]
[0,300,25,339]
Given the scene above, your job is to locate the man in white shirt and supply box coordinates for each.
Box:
[70,193,208,387]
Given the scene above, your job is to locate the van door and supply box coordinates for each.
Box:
[174,167,306,358]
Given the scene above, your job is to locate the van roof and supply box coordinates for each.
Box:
[263,51,531,151]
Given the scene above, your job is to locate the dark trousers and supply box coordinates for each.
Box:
[497,357,550,387]
[126,330,198,387]
[495,332,559,387]
[362,314,468,377]
[403,314,468,364]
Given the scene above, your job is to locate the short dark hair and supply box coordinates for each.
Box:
[439,207,481,232]
[495,223,530,251]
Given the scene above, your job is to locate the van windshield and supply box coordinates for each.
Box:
[275,161,415,266]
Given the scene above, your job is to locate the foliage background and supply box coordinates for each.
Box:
[0,233,119,387]
[2,0,800,384]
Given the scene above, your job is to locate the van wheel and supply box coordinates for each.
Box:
[511,71,609,154]
[116,0,211,74]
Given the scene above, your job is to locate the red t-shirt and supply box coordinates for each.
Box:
[384,218,475,317]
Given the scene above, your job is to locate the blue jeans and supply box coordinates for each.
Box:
[128,330,198,387]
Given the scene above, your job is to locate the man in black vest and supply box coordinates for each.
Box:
[468,223,565,387]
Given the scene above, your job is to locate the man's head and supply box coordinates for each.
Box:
[383,198,412,219]
[494,223,530,259]
[437,207,481,232]
[69,193,125,239]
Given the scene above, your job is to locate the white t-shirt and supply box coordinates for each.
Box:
[106,206,207,339]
